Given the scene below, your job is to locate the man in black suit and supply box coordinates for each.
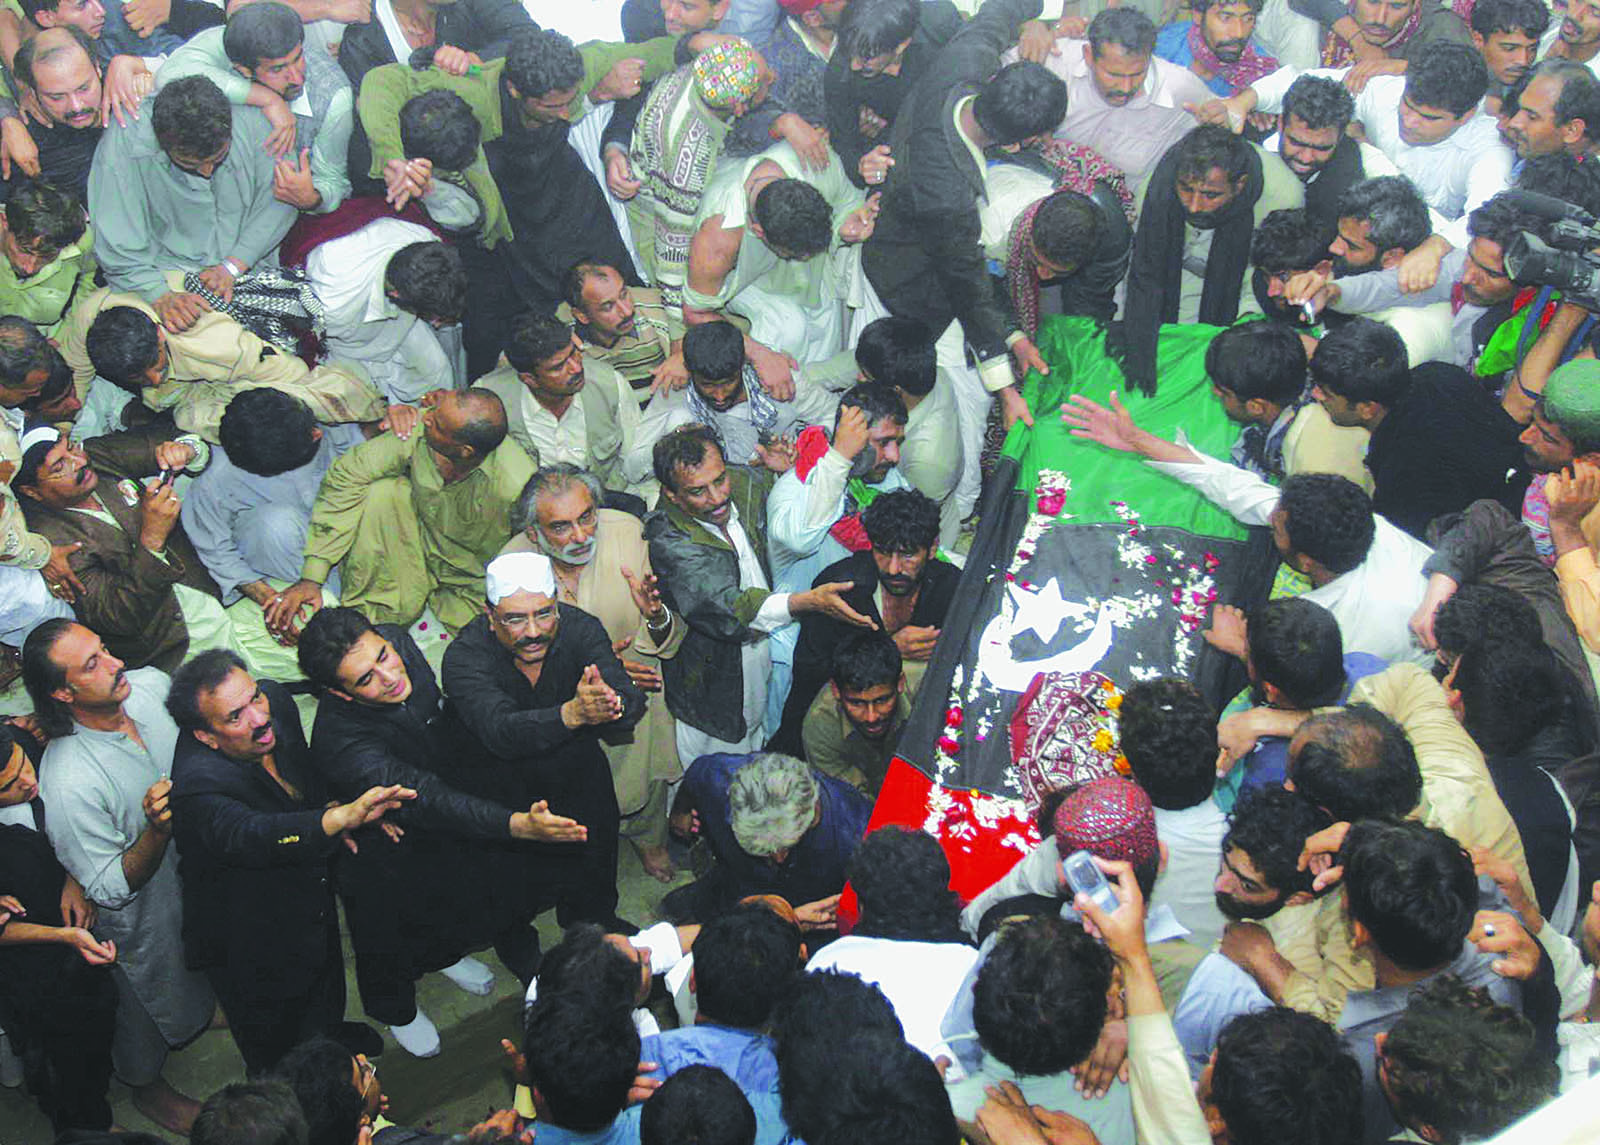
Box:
[442,552,646,930]
[772,488,960,753]
[166,649,412,1074]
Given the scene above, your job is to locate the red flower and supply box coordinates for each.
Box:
[938,735,961,756]
[945,706,965,729]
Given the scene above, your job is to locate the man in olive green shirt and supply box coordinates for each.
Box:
[268,388,534,639]
[801,630,911,796]
[0,182,96,339]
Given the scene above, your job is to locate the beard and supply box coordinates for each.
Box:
[537,531,597,566]
[1187,208,1227,230]
[1215,889,1287,922]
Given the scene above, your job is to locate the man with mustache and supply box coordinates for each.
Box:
[13,422,313,683]
[800,630,910,796]
[157,2,355,214]
[1028,9,1213,184]
[298,606,588,1056]
[1155,0,1279,98]
[1121,123,1303,390]
[167,648,411,1074]
[0,182,96,341]
[21,618,214,1133]
[476,311,644,500]
[1469,0,1547,110]
[565,260,687,404]
[0,28,105,205]
[645,423,872,759]
[1546,0,1600,74]
[1500,58,1600,162]
[500,464,687,881]
[443,551,646,930]
[772,485,956,753]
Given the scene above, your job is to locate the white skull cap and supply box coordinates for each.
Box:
[485,551,557,604]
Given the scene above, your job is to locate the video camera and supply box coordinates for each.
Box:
[1500,189,1600,312]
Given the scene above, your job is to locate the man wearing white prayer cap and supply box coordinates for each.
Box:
[441,550,647,931]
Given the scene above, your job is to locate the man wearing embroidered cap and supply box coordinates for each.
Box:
[442,551,646,931]
[1523,358,1600,653]
[627,38,775,309]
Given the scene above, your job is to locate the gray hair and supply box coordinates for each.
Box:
[728,753,819,857]
[513,464,604,533]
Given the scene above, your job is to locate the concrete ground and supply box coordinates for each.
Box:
[1,843,689,1144]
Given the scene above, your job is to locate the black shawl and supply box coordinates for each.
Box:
[1121,143,1265,393]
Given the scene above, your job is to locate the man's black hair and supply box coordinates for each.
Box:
[1309,316,1410,407]
[861,487,938,554]
[384,242,466,325]
[1290,704,1423,822]
[1515,151,1600,218]
[152,76,232,160]
[1031,191,1101,275]
[1252,208,1332,276]
[270,1037,364,1145]
[1405,41,1488,118]
[1277,473,1375,575]
[4,179,85,252]
[1382,975,1557,1144]
[1341,819,1477,971]
[838,0,918,62]
[521,989,639,1133]
[972,916,1111,1074]
[751,179,831,259]
[1282,74,1354,133]
[830,630,901,694]
[834,382,906,430]
[692,903,801,1028]
[771,970,907,1142]
[640,1066,756,1145]
[1192,0,1265,12]
[24,344,73,413]
[191,1080,308,1145]
[971,61,1068,147]
[538,922,646,1015]
[564,260,623,312]
[1470,0,1550,37]
[1118,678,1217,810]
[1205,321,1307,407]
[505,311,576,374]
[505,28,584,100]
[1432,583,1544,661]
[295,607,378,693]
[795,1032,960,1145]
[1210,1009,1364,1145]
[165,649,250,734]
[683,320,746,383]
[21,616,78,739]
[1336,175,1432,256]
[1468,194,1552,256]
[850,824,967,944]
[855,316,934,396]
[218,388,321,478]
[1248,597,1346,708]
[1222,785,1332,903]
[0,314,54,390]
[84,306,160,392]
[653,423,724,492]
[1088,7,1157,56]
[1453,641,1570,758]
[399,90,481,171]
[223,1,304,69]
[1174,123,1252,186]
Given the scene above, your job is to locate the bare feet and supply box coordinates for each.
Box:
[133,1076,201,1136]
[635,842,676,883]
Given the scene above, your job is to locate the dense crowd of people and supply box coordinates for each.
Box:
[1,0,1599,1141]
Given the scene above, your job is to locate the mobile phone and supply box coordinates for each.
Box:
[158,468,177,487]
[1061,849,1119,916]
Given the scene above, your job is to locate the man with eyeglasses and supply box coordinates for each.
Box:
[442,551,646,932]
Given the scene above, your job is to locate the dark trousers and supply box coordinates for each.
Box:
[547,759,621,927]
[208,926,346,1076]
[459,241,522,382]
[0,960,117,1131]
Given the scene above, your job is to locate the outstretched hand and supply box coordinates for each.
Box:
[1060,392,1141,452]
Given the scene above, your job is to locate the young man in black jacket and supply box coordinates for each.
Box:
[297,607,586,1056]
